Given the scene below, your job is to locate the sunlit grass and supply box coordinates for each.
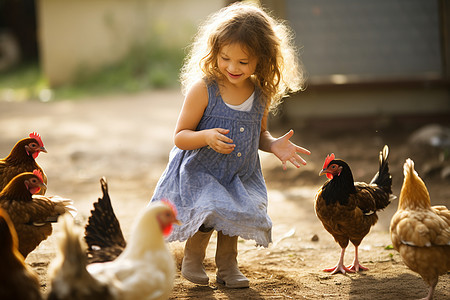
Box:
[56,42,184,100]
[0,41,185,102]
[0,62,48,102]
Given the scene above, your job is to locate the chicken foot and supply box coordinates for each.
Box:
[323,247,355,275]
[346,246,368,272]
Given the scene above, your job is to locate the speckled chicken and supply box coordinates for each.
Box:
[315,145,395,274]
[390,159,450,300]
[85,177,126,264]
[0,208,42,300]
[0,170,76,258]
[0,132,47,195]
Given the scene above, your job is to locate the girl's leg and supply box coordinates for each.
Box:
[181,225,213,285]
[215,231,249,288]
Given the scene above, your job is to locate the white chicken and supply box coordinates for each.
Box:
[47,200,180,300]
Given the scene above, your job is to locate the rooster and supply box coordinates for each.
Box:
[315,145,395,274]
[0,169,76,258]
[85,177,126,264]
[0,208,42,300]
[390,159,450,300]
[48,199,181,300]
[0,132,48,195]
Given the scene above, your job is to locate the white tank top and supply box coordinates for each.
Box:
[225,91,255,112]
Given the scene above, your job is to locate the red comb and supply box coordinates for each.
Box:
[322,153,335,170]
[29,132,44,147]
[33,169,44,183]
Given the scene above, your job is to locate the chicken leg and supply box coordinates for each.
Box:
[421,278,437,300]
[323,248,355,275]
[346,246,368,272]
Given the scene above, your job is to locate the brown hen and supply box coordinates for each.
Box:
[390,159,450,300]
[0,170,76,258]
[0,208,42,300]
[0,132,47,195]
[315,145,395,274]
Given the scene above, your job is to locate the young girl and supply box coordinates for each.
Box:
[150,2,310,288]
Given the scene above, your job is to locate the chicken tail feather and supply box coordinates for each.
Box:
[370,145,393,194]
[31,195,77,223]
[52,196,77,218]
[47,214,113,300]
[84,177,126,261]
[398,158,432,210]
[54,214,87,270]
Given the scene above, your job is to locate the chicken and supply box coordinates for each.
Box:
[0,169,76,258]
[48,199,181,300]
[47,214,114,300]
[0,208,42,300]
[390,159,450,300]
[315,145,395,274]
[0,132,48,195]
[85,177,126,264]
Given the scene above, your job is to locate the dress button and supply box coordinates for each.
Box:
[240,127,245,132]
[237,152,242,157]
[207,146,211,149]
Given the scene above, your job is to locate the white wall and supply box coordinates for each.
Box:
[37,0,223,86]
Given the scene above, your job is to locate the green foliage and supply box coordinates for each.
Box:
[0,62,48,102]
[0,39,185,102]
[55,39,185,100]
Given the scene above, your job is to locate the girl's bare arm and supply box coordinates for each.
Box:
[174,81,236,154]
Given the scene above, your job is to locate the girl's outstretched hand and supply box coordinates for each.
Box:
[205,128,236,154]
[271,129,311,170]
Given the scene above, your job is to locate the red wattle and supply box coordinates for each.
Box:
[162,224,173,236]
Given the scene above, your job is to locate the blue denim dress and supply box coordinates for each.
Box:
[150,81,272,247]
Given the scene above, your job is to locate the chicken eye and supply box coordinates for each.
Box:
[30,142,38,148]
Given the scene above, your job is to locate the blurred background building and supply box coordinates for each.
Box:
[263,0,450,128]
[0,0,449,127]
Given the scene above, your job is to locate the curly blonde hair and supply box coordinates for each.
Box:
[180,2,305,112]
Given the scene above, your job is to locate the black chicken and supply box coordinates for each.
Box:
[314,145,395,274]
[85,177,126,264]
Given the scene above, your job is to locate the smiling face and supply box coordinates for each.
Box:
[217,43,257,87]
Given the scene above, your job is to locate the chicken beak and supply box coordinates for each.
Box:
[174,218,182,226]
[319,169,327,176]
[40,146,48,153]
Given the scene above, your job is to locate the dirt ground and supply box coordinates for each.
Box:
[0,90,449,299]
